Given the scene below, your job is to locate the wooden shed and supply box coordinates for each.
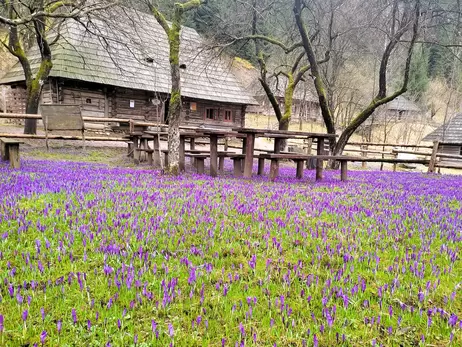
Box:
[423,113,462,156]
[0,7,256,129]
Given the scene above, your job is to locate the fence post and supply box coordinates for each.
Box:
[361,145,367,168]
[428,141,439,173]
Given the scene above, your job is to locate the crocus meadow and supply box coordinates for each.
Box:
[0,159,461,346]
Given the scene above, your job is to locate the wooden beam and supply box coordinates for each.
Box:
[0,133,128,141]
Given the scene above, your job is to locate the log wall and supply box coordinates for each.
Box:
[1,78,247,128]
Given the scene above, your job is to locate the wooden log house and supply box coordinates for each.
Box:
[423,113,462,161]
[0,7,256,129]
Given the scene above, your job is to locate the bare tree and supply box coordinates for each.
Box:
[0,1,117,134]
[148,0,205,175]
[294,0,421,160]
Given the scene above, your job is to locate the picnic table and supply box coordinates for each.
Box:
[233,128,337,179]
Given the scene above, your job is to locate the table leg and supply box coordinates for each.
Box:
[179,136,185,172]
[142,138,148,162]
[316,137,325,181]
[133,137,140,164]
[243,133,255,178]
[210,134,218,177]
[153,135,161,167]
[190,138,196,166]
[340,161,348,181]
[9,144,20,169]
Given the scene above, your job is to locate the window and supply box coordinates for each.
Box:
[130,100,135,108]
[86,98,92,104]
[205,108,218,120]
[224,110,232,122]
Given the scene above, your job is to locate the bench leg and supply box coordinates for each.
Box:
[127,142,133,157]
[219,157,225,173]
[257,158,265,175]
[147,152,153,166]
[9,144,20,169]
[316,159,323,181]
[296,160,304,179]
[316,138,324,181]
[269,159,279,182]
[340,161,348,181]
[233,159,242,177]
[131,138,139,159]
[196,158,205,174]
[1,143,8,161]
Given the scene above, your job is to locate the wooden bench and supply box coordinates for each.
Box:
[263,153,430,181]
[187,154,209,174]
[40,104,85,150]
[162,149,244,175]
[0,137,23,169]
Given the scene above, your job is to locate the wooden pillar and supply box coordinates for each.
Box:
[210,134,218,177]
[296,160,304,179]
[316,137,325,181]
[179,135,185,172]
[9,144,20,169]
[243,134,255,178]
[428,141,439,173]
[340,160,348,181]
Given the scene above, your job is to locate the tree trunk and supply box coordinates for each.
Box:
[24,86,41,134]
[167,34,182,175]
[278,117,290,151]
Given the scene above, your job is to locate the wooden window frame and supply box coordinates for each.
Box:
[205,108,218,121]
[224,109,233,122]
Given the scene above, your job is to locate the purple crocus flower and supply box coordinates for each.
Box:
[168,323,174,337]
[57,320,62,334]
[22,310,28,322]
[71,308,77,325]
[40,330,47,345]
[0,314,3,332]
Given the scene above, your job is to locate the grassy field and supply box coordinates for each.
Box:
[0,159,461,346]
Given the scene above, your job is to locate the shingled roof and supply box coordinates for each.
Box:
[0,7,256,105]
[422,113,462,143]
